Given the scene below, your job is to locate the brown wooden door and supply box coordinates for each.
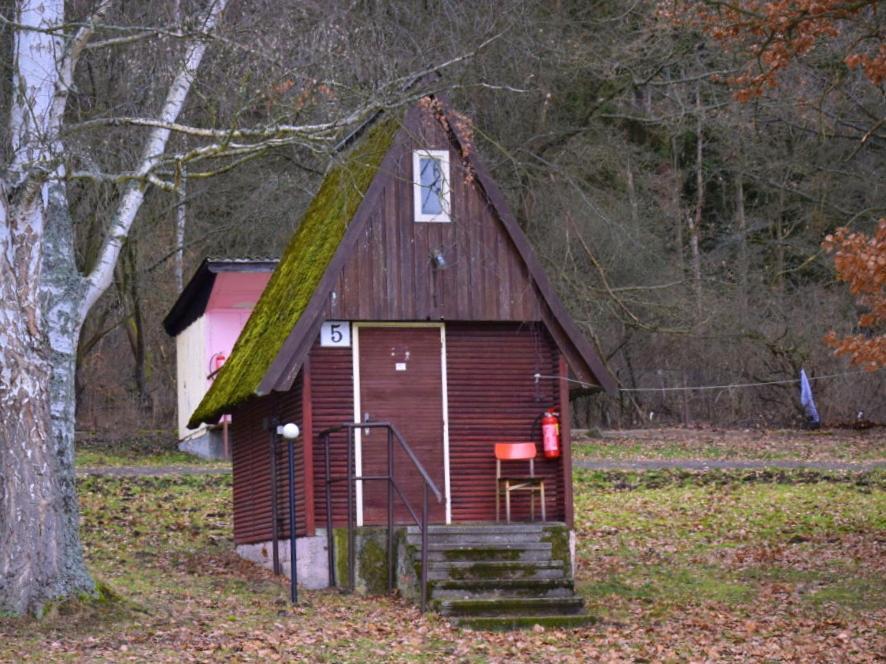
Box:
[358,326,446,525]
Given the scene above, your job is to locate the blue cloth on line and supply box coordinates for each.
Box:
[800,369,820,425]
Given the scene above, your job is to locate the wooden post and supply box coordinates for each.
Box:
[558,354,574,528]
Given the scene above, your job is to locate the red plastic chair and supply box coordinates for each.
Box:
[495,442,546,523]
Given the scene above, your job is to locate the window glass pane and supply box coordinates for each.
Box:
[419,157,443,215]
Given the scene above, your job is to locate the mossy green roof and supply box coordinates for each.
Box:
[189,117,400,427]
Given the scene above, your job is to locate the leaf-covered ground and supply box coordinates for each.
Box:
[574,426,886,463]
[1,463,883,660]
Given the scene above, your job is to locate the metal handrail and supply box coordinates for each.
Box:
[321,422,443,502]
[319,421,443,611]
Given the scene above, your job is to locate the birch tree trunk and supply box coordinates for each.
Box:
[0,0,227,615]
[0,0,93,616]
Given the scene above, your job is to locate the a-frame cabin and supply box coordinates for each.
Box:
[188,96,615,627]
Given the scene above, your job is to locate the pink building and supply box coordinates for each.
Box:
[163,258,276,458]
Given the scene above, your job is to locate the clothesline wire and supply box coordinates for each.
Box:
[532,369,876,393]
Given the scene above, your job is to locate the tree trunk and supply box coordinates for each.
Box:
[671,135,686,277]
[687,84,705,318]
[625,161,639,226]
[175,172,187,293]
[1,0,227,614]
[1,184,93,616]
[735,171,749,317]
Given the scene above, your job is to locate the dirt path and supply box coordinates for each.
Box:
[574,458,885,472]
[78,465,231,477]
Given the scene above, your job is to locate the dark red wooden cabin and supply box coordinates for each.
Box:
[187,96,615,591]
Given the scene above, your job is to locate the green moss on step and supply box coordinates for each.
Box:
[442,548,521,562]
[358,535,389,595]
[189,117,401,427]
[542,525,571,576]
[333,528,349,588]
[446,562,539,580]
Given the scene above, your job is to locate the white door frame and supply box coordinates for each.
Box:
[352,322,451,526]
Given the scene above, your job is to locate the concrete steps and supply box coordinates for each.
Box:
[427,560,565,581]
[407,522,593,631]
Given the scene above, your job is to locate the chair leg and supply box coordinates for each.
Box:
[540,482,546,522]
[531,489,535,522]
[505,482,511,524]
[495,481,500,523]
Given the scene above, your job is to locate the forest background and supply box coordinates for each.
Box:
[14,0,880,435]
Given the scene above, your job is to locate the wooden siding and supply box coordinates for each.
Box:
[446,323,565,522]
[309,342,354,528]
[358,326,446,524]
[231,384,308,545]
[323,106,542,323]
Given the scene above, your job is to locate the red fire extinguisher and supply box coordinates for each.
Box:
[541,410,560,459]
[211,352,226,378]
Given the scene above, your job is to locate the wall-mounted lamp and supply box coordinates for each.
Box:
[431,249,447,269]
[278,422,300,440]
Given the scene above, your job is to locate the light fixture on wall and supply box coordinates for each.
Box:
[431,248,447,269]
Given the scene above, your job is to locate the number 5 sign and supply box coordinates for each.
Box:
[320,321,351,347]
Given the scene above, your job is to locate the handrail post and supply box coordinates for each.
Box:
[324,432,335,588]
[387,427,395,594]
[346,426,356,593]
[421,483,429,612]
[286,436,298,604]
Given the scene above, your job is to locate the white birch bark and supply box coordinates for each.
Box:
[0,0,228,615]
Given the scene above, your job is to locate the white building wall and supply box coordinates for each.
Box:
[176,315,208,440]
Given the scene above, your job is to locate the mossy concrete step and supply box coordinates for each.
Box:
[428,577,575,600]
[408,523,560,536]
[453,614,597,631]
[434,596,585,617]
[426,543,552,563]
[408,533,549,547]
[427,560,565,581]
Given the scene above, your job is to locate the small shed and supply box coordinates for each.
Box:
[163,258,276,458]
[188,97,615,619]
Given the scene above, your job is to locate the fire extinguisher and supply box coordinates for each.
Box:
[541,410,560,459]
[211,352,226,378]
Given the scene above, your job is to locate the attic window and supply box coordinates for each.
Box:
[413,149,451,222]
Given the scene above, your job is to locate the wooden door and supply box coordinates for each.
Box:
[358,326,446,524]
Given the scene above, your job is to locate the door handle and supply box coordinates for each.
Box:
[363,412,371,437]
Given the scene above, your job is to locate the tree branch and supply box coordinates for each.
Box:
[80,0,229,319]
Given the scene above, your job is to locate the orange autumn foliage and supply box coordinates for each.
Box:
[662,1,885,99]
[821,219,886,370]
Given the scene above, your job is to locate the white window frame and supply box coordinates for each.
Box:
[413,149,451,223]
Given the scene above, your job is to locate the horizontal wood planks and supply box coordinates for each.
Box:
[230,384,308,545]
[308,342,354,528]
[446,323,565,522]
[233,322,571,539]
[324,104,541,323]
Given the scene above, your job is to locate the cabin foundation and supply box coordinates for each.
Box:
[235,524,575,603]
[178,427,227,460]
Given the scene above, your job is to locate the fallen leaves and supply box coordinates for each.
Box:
[0,458,883,662]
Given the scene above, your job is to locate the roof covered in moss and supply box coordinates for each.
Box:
[188,117,401,427]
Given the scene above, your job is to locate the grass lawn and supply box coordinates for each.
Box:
[1,469,883,661]
[74,432,229,469]
[574,427,886,463]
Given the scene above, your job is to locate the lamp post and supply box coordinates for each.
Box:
[278,422,300,604]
